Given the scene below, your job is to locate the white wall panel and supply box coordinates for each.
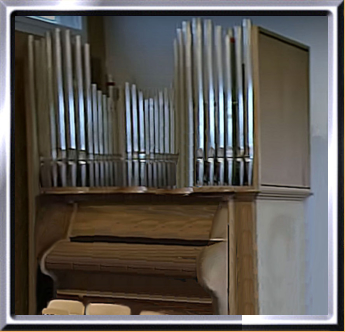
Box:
[256,199,306,314]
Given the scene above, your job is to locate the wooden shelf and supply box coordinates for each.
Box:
[57,289,213,304]
[40,186,259,196]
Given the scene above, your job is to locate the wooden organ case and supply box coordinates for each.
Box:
[22,19,310,315]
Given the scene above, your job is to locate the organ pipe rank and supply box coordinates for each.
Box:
[28,18,254,189]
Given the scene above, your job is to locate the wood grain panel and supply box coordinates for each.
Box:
[55,270,211,300]
[41,186,257,195]
[228,199,237,315]
[45,241,204,278]
[35,203,74,260]
[25,31,41,314]
[70,204,218,241]
[210,201,228,241]
[258,31,310,188]
[234,197,259,315]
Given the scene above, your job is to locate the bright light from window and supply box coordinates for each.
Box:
[40,16,56,21]
[57,0,79,8]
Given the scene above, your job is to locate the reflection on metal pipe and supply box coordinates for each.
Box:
[242,19,254,186]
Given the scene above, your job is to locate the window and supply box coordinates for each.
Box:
[28,16,82,30]
[15,15,84,37]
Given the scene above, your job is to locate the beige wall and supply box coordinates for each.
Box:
[256,199,306,314]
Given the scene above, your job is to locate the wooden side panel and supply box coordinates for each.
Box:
[234,196,259,315]
[228,199,236,315]
[35,202,74,260]
[25,31,41,315]
[210,201,228,241]
[258,32,310,188]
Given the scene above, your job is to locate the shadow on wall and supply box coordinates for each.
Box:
[256,199,306,315]
[305,135,328,315]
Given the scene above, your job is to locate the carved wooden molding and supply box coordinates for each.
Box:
[258,185,312,201]
[197,241,228,315]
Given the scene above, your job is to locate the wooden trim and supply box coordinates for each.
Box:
[258,26,310,51]
[252,25,261,190]
[37,192,226,207]
[228,199,236,315]
[36,191,261,208]
[40,186,258,196]
[67,203,78,238]
[252,199,259,315]
[258,185,312,201]
[25,36,40,315]
[57,289,213,304]
[192,186,257,193]
[234,197,259,315]
[210,201,228,241]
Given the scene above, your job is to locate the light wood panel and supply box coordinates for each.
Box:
[234,196,259,315]
[70,203,218,241]
[258,30,310,188]
[46,241,204,278]
[35,202,74,260]
[24,30,42,314]
[228,199,237,315]
[40,186,258,195]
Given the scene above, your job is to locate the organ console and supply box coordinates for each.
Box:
[21,17,310,315]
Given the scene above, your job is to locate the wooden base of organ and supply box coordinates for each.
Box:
[35,191,258,315]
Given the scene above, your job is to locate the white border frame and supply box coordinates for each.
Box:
[0,0,340,328]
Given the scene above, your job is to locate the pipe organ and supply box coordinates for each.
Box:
[24,17,310,315]
[29,18,256,191]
